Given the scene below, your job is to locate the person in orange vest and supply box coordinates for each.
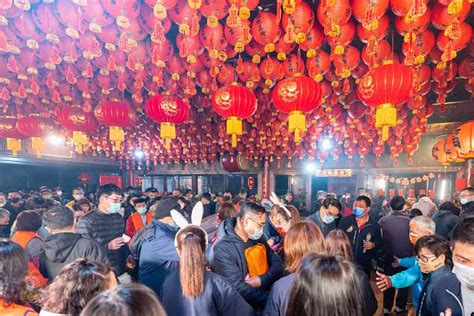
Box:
[125,197,153,239]
[0,240,38,315]
[10,210,48,288]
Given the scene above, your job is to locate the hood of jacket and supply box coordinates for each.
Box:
[433,209,456,220]
[43,232,82,263]
[218,217,245,245]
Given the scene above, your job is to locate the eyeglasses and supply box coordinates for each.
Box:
[105,196,123,204]
[247,216,265,229]
[416,254,440,264]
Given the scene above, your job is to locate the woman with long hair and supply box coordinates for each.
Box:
[0,240,37,315]
[414,235,463,316]
[161,225,253,316]
[80,284,165,316]
[265,204,300,252]
[325,230,378,315]
[38,259,117,316]
[286,254,364,316]
[264,221,325,316]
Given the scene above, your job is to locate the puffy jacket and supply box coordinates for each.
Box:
[391,256,423,311]
[209,218,284,310]
[432,210,459,239]
[138,219,179,296]
[39,232,105,281]
[418,266,463,316]
[307,211,337,237]
[75,208,129,275]
[379,211,412,259]
[161,271,255,316]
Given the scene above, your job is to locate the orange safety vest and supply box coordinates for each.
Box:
[130,212,153,232]
[10,231,48,288]
[0,299,38,316]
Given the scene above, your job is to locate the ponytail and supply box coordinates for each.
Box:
[176,226,207,299]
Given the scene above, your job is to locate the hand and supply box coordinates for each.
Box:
[440,308,452,316]
[108,237,125,250]
[363,241,375,250]
[375,271,392,292]
[245,274,262,288]
[392,256,400,268]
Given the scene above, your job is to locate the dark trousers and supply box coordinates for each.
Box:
[383,264,409,311]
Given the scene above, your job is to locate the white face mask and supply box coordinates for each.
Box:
[74,194,84,201]
[460,198,469,205]
[453,262,474,291]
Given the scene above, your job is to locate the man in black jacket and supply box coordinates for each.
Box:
[76,184,130,282]
[338,195,382,278]
[40,206,105,281]
[210,202,284,310]
[307,197,341,237]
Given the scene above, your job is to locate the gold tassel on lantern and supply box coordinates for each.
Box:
[288,111,306,143]
[31,137,45,158]
[160,122,176,149]
[72,131,88,154]
[376,103,397,141]
[6,138,21,156]
[109,126,124,151]
[226,116,242,148]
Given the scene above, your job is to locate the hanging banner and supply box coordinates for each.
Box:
[315,169,352,177]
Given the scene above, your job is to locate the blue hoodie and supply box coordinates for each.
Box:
[390,256,423,310]
[138,219,179,296]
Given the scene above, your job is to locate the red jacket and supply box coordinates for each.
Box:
[125,212,153,238]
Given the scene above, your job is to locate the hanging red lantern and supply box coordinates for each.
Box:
[212,84,257,147]
[94,101,130,149]
[432,139,451,165]
[357,15,389,43]
[251,12,280,53]
[306,51,331,82]
[146,95,189,149]
[300,23,325,58]
[352,0,389,31]
[452,121,474,159]
[272,75,322,143]
[282,54,305,77]
[431,0,470,30]
[357,63,413,141]
[444,133,463,162]
[58,107,98,153]
[16,116,54,157]
[390,0,427,17]
[437,22,472,56]
[281,2,314,44]
[199,0,229,28]
[0,116,24,156]
[394,8,431,35]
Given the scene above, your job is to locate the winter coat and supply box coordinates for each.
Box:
[417,266,463,316]
[391,257,423,311]
[138,219,179,296]
[39,232,105,281]
[125,212,153,238]
[263,264,377,316]
[307,211,337,237]
[263,217,283,245]
[209,218,284,310]
[75,208,129,275]
[379,211,412,260]
[161,271,255,316]
[337,215,383,272]
[432,210,459,239]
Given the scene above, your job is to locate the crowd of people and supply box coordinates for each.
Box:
[0,183,473,316]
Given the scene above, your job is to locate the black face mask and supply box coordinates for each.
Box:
[8,198,20,204]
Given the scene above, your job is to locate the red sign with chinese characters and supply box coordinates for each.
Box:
[248,176,254,190]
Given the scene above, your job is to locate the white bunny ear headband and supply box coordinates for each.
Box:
[170,201,209,248]
[269,192,292,218]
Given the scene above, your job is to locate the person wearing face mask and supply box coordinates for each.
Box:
[308,197,341,237]
[378,196,412,314]
[451,219,474,316]
[125,197,153,239]
[41,189,60,205]
[376,216,436,312]
[76,184,130,283]
[5,191,24,228]
[66,187,85,210]
[0,208,10,238]
[338,195,382,278]
[414,235,463,316]
[459,187,474,221]
[210,202,284,310]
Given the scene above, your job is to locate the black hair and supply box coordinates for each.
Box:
[237,202,266,218]
[323,197,342,212]
[133,197,148,205]
[410,208,423,218]
[16,210,42,232]
[73,187,84,192]
[145,187,158,193]
[390,196,406,211]
[25,196,54,211]
[97,184,122,200]
[439,201,461,216]
[414,235,453,268]
[240,188,247,195]
[0,240,28,305]
[355,195,371,208]
[461,187,474,194]
[42,206,75,230]
[452,218,474,247]
[201,192,212,201]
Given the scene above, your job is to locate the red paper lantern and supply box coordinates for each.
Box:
[272,75,322,143]
[0,116,24,156]
[300,24,325,57]
[432,139,451,165]
[17,116,54,157]
[212,84,257,147]
[281,2,314,44]
[357,63,413,141]
[431,0,470,30]
[58,107,98,153]
[251,12,280,53]
[94,101,130,149]
[146,95,189,148]
[452,121,474,159]
[352,0,389,31]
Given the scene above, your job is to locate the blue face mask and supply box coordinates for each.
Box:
[107,202,121,214]
[353,207,365,217]
[322,214,336,224]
